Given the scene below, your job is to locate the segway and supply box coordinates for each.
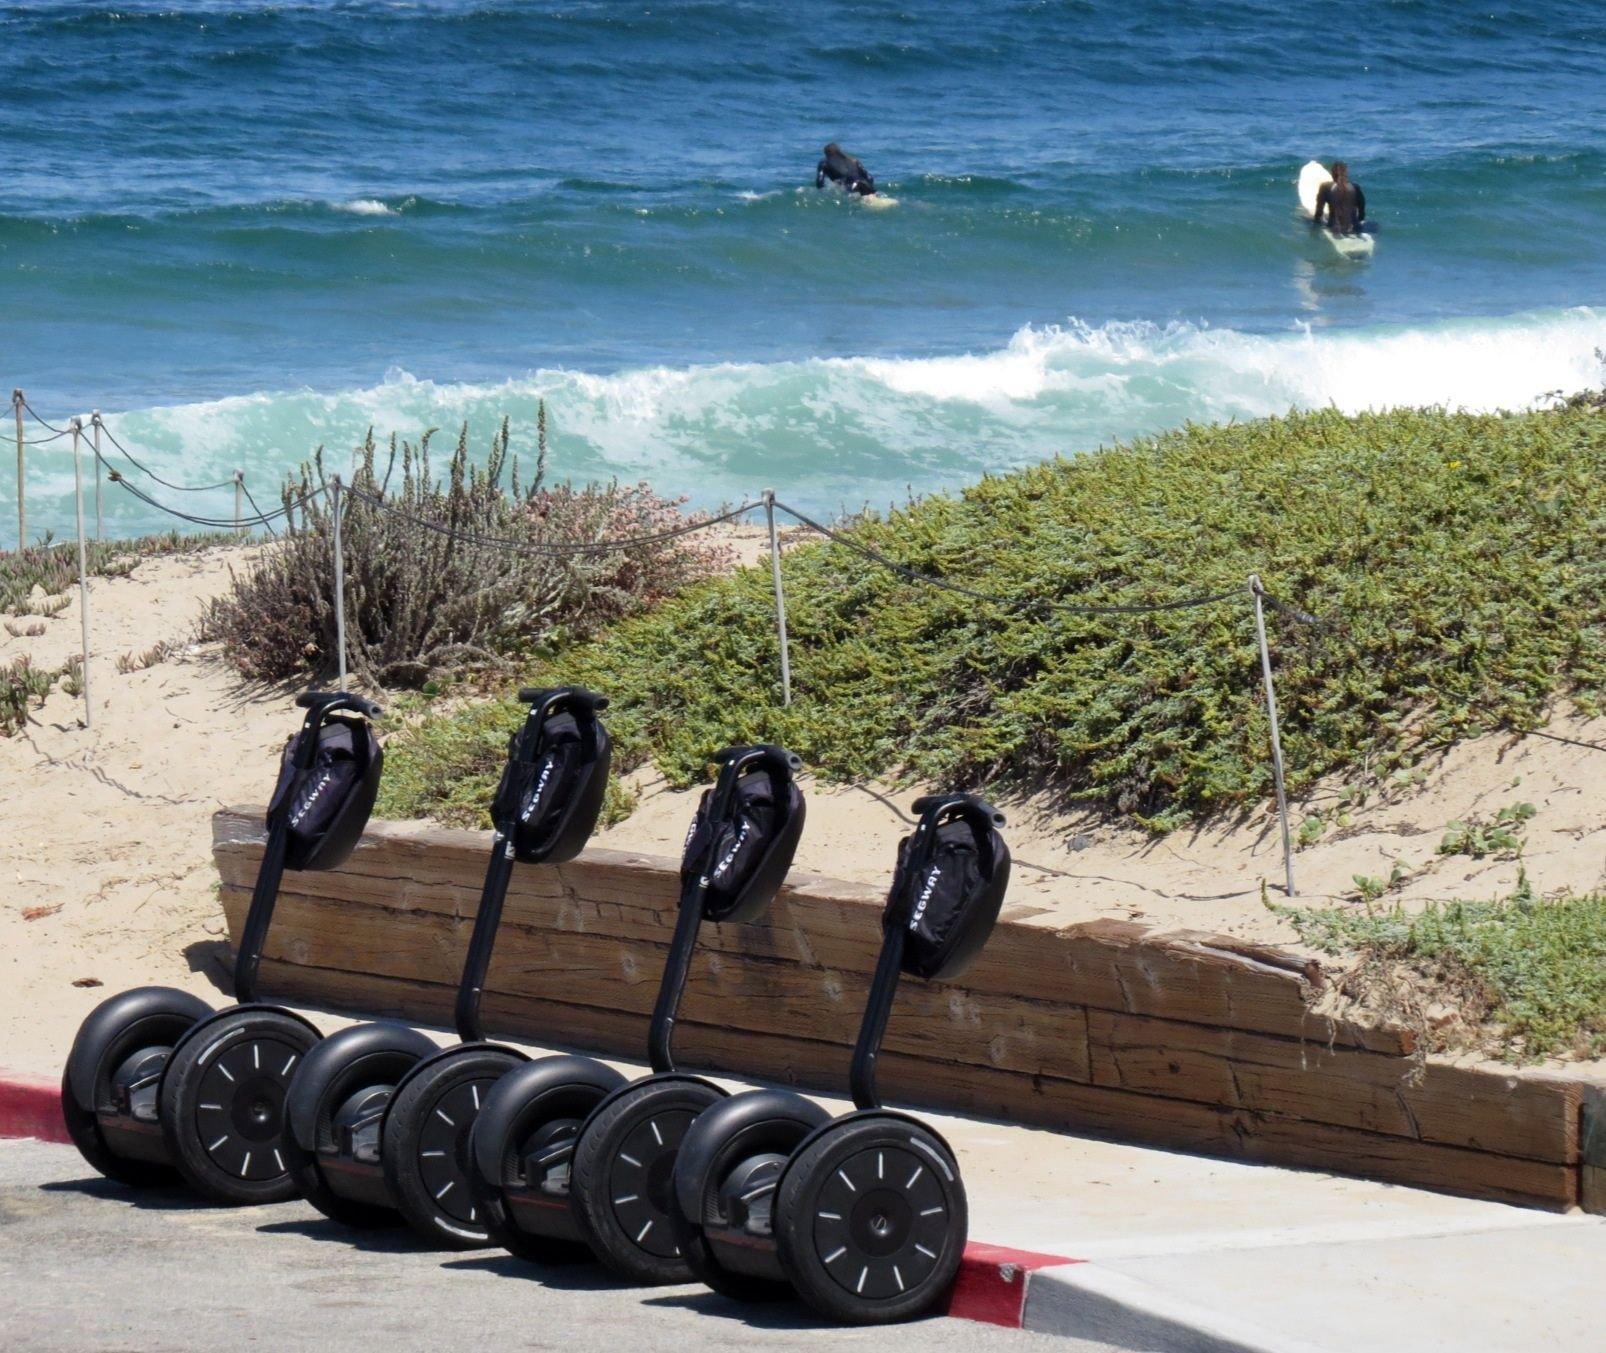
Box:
[60,691,384,1204]
[469,744,806,1275]
[669,793,1009,1324]
[280,687,612,1246]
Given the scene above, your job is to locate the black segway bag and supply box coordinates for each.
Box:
[680,752,806,924]
[266,714,384,872]
[885,799,1011,982]
[490,693,613,864]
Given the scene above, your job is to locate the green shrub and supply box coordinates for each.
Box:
[386,404,1606,828]
[1281,884,1606,1060]
[1438,802,1537,860]
[202,413,730,687]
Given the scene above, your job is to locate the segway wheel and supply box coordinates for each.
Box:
[158,1008,321,1205]
[775,1116,968,1325]
[468,1071,620,1267]
[382,1047,522,1248]
[570,1078,723,1284]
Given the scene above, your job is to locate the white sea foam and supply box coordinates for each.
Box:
[850,310,1606,414]
[333,198,395,216]
[48,307,1606,533]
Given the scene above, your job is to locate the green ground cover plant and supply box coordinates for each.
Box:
[1,530,234,734]
[0,529,233,614]
[385,403,1606,830]
[1281,885,1606,1061]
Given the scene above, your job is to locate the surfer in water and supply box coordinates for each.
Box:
[1312,161,1366,236]
[816,142,876,196]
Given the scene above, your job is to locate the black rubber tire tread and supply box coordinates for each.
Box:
[775,1117,967,1325]
[58,1068,179,1189]
[158,1009,320,1206]
[570,1078,722,1285]
[382,1047,522,1249]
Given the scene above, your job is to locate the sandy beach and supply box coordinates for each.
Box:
[5,538,1603,1081]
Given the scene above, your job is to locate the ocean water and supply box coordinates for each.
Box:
[3,1,1605,539]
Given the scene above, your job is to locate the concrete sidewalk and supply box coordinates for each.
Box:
[936,1100,1602,1351]
[1056,1216,1603,1353]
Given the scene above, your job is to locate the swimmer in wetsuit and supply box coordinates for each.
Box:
[1313,161,1366,236]
[816,143,876,196]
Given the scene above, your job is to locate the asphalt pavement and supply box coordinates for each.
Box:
[0,1140,1112,1353]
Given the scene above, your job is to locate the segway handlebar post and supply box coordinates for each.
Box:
[647,875,709,1075]
[647,744,797,1075]
[849,923,905,1112]
[235,694,373,1003]
[455,832,515,1043]
[849,794,1003,1112]
[453,688,605,1043]
[849,795,942,1111]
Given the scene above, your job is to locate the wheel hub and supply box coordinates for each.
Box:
[606,1107,696,1259]
[850,1188,912,1255]
[110,1046,169,1124]
[415,1076,499,1227]
[193,1035,303,1180]
[519,1118,581,1194]
[809,1144,953,1301]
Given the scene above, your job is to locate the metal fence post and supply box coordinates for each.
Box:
[90,411,103,540]
[331,474,348,692]
[71,418,93,729]
[763,488,792,706]
[12,389,23,549]
[1249,574,1294,896]
[234,470,245,536]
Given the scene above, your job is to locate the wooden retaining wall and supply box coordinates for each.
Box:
[213,808,1594,1211]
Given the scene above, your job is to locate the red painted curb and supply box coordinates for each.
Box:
[946,1240,1081,1328]
[0,1073,70,1145]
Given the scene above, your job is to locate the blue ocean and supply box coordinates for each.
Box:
[4,1,1605,539]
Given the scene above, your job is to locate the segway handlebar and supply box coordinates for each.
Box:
[518,685,609,716]
[910,792,1004,832]
[295,690,384,719]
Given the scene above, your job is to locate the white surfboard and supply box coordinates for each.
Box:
[1298,160,1331,218]
[1329,230,1374,257]
[861,193,898,211]
[1298,159,1374,256]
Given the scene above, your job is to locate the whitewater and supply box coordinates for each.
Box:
[22,308,1604,532]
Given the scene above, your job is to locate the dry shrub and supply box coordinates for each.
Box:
[116,642,174,674]
[203,413,730,687]
[2,656,54,734]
